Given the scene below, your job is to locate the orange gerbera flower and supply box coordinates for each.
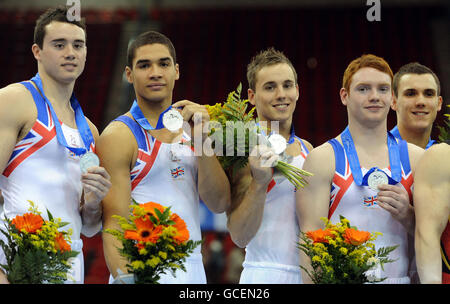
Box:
[11,213,44,234]
[170,213,190,244]
[306,228,335,244]
[125,217,163,246]
[343,228,371,246]
[138,202,166,221]
[54,232,71,253]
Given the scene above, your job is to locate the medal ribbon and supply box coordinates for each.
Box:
[130,99,172,131]
[341,126,402,186]
[31,73,94,156]
[391,125,435,149]
[362,167,398,186]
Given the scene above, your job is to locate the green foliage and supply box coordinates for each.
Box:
[105,202,202,284]
[209,83,258,174]
[438,120,450,143]
[124,239,203,284]
[297,216,398,284]
[0,216,78,284]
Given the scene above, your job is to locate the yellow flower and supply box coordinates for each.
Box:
[158,251,167,260]
[339,247,348,255]
[131,260,145,270]
[341,218,350,227]
[206,103,224,120]
[312,256,322,263]
[146,257,161,268]
[139,248,148,255]
[313,242,326,250]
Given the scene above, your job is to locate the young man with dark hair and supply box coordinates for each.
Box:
[227,47,313,284]
[98,31,230,284]
[0,6,111,284]
[391,62,443,149]
[296,54,424,284]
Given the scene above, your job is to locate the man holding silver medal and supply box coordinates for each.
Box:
[0,6,111,284]
[296,54,424,284]
[226,48,313,284]
[98,31,231,284]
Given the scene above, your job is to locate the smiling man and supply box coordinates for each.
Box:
[0,6,111,284]
[391,63,443,149]
[98,31,230,284]
[226,48,313,284]
[296,54,424,284]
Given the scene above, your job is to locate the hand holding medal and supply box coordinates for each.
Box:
[80,152,100,174]
[376,183,414,232]
[267,133,288,155]
[367,170,389,192]
[162,108,184,133]
[171,99,210,126]
[171,100,211,143]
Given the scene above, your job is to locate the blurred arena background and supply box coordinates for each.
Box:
[0,0,448,283]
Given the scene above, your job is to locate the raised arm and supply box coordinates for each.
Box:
[295,143,335,283]
[172,99,231,213]
[414,144,450,284]
[97,121,136,279]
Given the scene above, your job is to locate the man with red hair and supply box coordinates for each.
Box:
[296,54,424,283]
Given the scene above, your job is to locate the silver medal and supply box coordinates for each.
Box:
[267,133,287,155]
[367,170,389,192]
[80,152,100,174]
[162,109,183,133]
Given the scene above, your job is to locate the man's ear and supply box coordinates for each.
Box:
[31,44,41,61]
[391,95,398,111]
[340,87,349,106]
[175,63,180,81]
[437,95,443,112]
[125,66,133,84]
[248,88,256,106]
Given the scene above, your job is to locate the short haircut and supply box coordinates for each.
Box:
[34,6,87,49]
[247,47,297,91]
[127,31,176,68]
[342,54,393,93]
[393,62,441,97]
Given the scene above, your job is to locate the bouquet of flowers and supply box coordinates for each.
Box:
[298,215,398,284]
[106,201,202,284]
[0,201,79,284]
[205,83,313,188]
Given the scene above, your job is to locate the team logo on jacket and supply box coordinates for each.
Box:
[363,195,378,207]
[171,166,185,179]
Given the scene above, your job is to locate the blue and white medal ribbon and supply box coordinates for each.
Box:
[391,125,436,149]
[341,126,402,190]
[31,73,95,156]
[130,100,182,132]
